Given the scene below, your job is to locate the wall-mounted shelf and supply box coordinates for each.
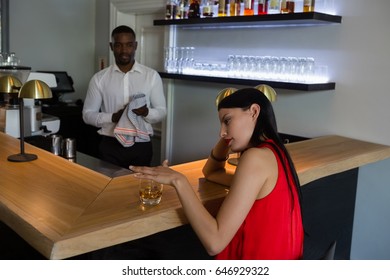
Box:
[154,12,342,28]
[157,12,340,91]
[159,72,335,91]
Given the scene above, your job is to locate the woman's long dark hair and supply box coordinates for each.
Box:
[217,88,302,209]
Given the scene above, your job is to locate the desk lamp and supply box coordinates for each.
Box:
[1,77,52,162]
[254,84,277,102]
[0,75,22,95]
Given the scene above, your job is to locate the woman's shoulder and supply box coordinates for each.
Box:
[238,146,277,169]
[233,145,278,199]
[247,140,278,156]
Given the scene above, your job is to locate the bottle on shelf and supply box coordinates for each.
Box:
[177,0,189,19]
[202,0,214,17]
[303,0,315,12]
[229,0,241,16]
[280,0,286,13]
[243,0,255,15]
[218,0,227,17]
[258,0,269,15]
[268,0,280,14]
[280,0,295,13]
[188,0,201,18]
[287,0,295,13]
[165,0,178,20]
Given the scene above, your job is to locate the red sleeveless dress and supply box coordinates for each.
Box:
[216,140,304,260]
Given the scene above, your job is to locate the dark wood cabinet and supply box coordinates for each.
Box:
[302,168,358,259]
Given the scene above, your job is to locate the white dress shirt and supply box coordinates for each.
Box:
[82,61,166,137]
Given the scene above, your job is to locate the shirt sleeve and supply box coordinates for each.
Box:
[143,71,167,124]
[82,73,113,127]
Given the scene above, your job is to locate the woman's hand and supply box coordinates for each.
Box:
[130,160,186,188]
[202,137,231,180]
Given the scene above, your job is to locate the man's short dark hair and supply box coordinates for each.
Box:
[111,25,136,39]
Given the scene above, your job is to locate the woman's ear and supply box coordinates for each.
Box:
[250,104,261,119]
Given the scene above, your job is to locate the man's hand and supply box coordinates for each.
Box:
[112,108,125,123]
[132,105,149,117]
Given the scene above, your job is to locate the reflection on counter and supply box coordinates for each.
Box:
[74,152,133,177]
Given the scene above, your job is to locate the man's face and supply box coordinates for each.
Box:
[110,32,137,67]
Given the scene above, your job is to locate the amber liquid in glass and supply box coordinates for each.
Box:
[139,184,163,205]
[139,188,163,201]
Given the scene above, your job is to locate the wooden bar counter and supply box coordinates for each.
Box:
[1,131,390,259]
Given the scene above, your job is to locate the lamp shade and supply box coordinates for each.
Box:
[215,87,238,107]
[0,75,22,94]
[254,84,277,102]
[19,79,52,99]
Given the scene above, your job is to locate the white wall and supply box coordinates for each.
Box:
[95,0,110,71]
[9,0,96,102]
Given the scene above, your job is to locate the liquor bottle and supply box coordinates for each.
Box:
[188,0,201,18]
[268,0,280,14]
[202,0,214,17]
[281,0,295,13]
[287,1,295,13]
[177,0,188,19]
[303,0,315,12]
[230,0,241,16]
[165,0,178,20]
[244,0,255,16]
[218,0,227,17]
[258,0,268,15]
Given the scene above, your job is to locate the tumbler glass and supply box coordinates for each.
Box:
[139,179,163,206]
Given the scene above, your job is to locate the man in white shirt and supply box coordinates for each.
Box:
[83,25,166,168]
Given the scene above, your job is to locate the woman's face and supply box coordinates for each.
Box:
[218,104,260,152]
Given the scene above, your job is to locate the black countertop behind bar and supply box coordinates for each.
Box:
[25,136,132,178]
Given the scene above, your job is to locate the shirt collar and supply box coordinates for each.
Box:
[113,61,142,74]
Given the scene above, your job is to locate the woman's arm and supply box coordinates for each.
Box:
[202,138,233,186]
[130,147,276,255]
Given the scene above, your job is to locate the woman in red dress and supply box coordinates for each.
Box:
[131,87,304,259]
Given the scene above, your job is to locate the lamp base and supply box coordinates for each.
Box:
[8,153,38,162]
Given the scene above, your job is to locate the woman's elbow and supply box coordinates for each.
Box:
[202,165,225,179]
[205,242,226,256]
[202,166,211,178]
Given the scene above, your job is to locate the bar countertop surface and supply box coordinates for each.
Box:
[1,131,390,259]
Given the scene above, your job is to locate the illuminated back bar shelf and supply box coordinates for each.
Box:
[155,12,341,91]
[159,72,336,91]
[154,12,342,28]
